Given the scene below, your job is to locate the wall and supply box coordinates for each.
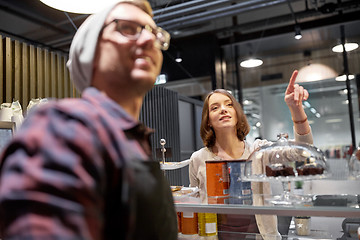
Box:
[0,35,79,111]
[177,95,203,186]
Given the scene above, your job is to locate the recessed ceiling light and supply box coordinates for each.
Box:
[240,58,263,68]
[332,43,359,53]
[39,0,119,14]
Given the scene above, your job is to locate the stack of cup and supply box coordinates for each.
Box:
[205,160,229,204]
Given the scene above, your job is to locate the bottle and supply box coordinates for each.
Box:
[198,213,217,236]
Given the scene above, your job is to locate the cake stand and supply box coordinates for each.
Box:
[242,133,330,206]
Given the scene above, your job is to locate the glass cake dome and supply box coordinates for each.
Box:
[243,133,329,182]
[349,147,360,179]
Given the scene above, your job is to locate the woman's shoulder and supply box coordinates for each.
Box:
[190,147,214,160]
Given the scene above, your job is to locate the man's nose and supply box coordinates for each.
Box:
[137,28,156,47]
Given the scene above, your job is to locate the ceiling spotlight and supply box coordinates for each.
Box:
[335,74,355,81]
[294,25,302,40]
[175,52,182,63]
[332,43,359,53]
[240,58,263,68]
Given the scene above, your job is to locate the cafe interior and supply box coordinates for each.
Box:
[1,0,360,239]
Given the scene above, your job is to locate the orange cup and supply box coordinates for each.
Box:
[181,212,198,235]
[206,160,229,204]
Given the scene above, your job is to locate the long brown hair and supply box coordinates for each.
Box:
[200,89,250,148]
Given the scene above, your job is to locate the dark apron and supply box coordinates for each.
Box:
[104,160,178,240]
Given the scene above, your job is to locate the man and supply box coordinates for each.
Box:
[0,1,177,239]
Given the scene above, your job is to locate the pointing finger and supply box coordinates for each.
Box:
[285,70,298,94]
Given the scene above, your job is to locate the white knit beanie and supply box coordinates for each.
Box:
[67,0,153,93]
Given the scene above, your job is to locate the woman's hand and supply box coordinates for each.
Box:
[284,70,311,136]
[284,70,309,108]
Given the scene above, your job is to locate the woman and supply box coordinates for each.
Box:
[189,70,313,239]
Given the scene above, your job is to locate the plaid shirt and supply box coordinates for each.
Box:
[0,87,177,240]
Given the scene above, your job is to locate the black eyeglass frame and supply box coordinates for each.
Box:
[101,18,170,51]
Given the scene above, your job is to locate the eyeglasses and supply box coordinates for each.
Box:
[102,19,170,51]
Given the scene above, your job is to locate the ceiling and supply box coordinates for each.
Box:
[0,0,359,56]
[1,0,359,143]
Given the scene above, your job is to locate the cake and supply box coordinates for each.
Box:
[297,164,324,176]
[266,163,295,177]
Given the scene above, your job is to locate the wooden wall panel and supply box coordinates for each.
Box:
[50,52,57,98]
[22,43,29,110]
[1,36,74,113]
[14,41,22,102]
[0,35,3,102]
[37,47,44,98]
[44,49,51,98]
[63,56,69,98]
[57,54,64,99]
[5,37,14,103]
[29,45,37,100]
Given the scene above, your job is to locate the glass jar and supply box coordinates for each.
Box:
[243,133,329,182]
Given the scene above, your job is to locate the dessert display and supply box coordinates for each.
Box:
[242,133,328,206]
[243,133,328,181]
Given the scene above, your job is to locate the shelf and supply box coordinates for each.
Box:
[161,159,190,170]
[175,203,360,218]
